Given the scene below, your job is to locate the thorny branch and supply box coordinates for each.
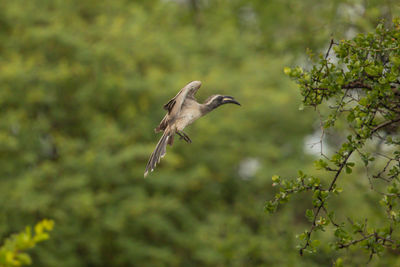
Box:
[268,21,400,260]
[300,144,355,255]
[299,37,400,255]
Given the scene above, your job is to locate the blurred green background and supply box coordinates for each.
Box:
[0,0,399,266]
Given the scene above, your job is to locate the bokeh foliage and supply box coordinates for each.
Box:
[0,219,53,267]
[0,0,399,266]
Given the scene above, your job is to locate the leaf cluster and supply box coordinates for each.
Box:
[0,220,54,267]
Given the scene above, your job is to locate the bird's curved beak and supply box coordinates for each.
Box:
[222,96,241,106]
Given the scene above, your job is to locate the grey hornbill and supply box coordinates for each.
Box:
[144,81,240,177]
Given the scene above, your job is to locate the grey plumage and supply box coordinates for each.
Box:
[144,80,240,177]
[144,130,171,178]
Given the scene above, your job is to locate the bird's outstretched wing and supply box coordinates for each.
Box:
[163,81,202,117]
[155,81,202,133]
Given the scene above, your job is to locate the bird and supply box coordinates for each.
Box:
[144,80,240,177]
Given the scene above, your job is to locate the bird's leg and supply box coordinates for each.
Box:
[177,131,192,143]
[176,131,185,140]
[176,131,189,142]
[181,131,192,143]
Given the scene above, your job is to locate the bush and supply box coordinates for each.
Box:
[267,18,400,262]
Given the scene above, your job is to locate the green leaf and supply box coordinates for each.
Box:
[15,253,32,265]
[272,175,280,183]
[345,166,352,174]
[359,98,368,106]
[314,159,328,170]
[365,66,378,76]
[390,56,400,66]
[283,67,292,75]
[306,209,315,222]
[335,257,344,267]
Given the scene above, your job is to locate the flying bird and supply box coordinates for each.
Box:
[144,81,240,177]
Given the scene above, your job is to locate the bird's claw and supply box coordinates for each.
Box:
[177,131,192,143]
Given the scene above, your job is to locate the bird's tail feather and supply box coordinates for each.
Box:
[155,114,168,133]
[144,130,172,178]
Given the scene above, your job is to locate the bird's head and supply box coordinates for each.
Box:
[204,95,241,110]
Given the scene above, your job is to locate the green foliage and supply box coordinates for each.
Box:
[0,0,399,266]
[0,1,323,266]
[0,219,54,267]
[267,18,400,261]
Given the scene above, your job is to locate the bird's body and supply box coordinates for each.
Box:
[175,99,204,131]
[144,81,240,177]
